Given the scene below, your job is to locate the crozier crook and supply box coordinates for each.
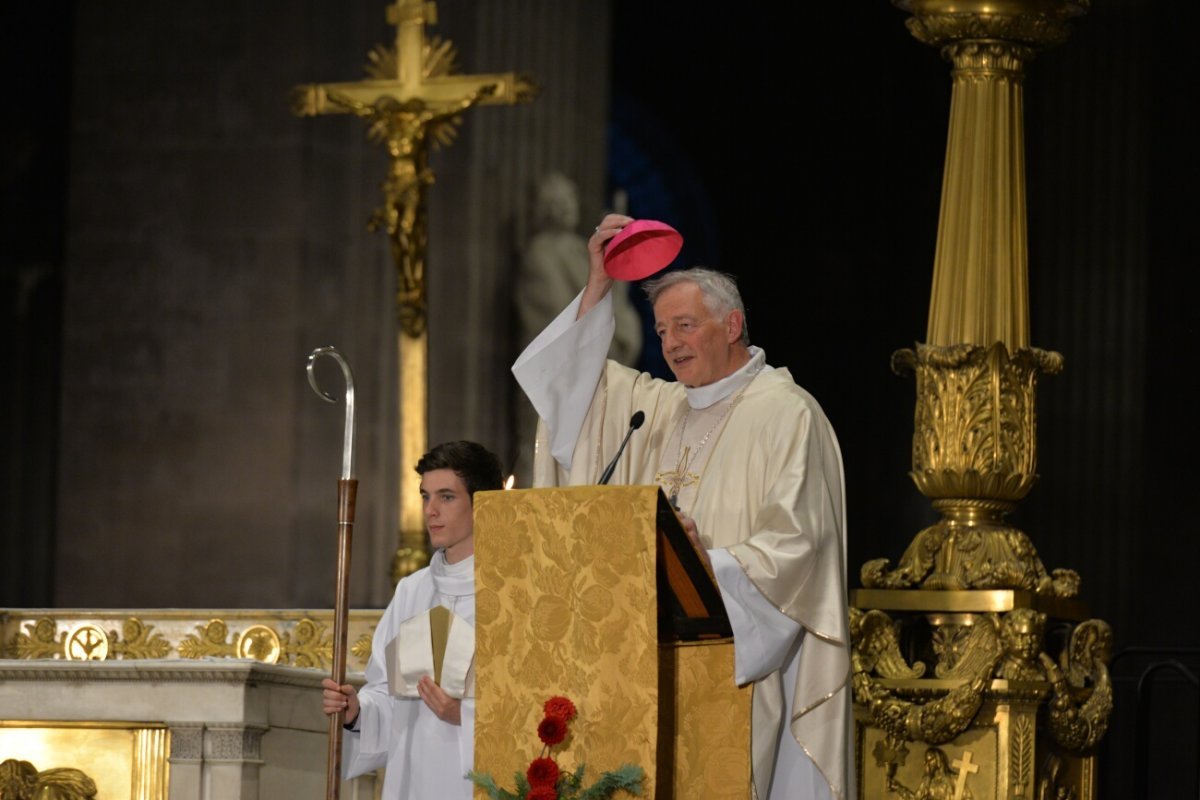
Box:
[307,345,357,480]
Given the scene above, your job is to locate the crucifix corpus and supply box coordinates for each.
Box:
[292,0,536,584]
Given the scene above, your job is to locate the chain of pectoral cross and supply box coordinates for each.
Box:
[655,379,754,507]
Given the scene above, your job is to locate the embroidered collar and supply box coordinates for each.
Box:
[683,346,769,410]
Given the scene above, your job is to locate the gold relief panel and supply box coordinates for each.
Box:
[0,610,383,671]
[0,721,168,800]
[857,696,1102,800]
[860,716,996,800]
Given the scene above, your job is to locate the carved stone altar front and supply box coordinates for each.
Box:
[0,659,376,800]
[0,609,384,799]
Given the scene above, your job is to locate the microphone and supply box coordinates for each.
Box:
[598,411,645,485]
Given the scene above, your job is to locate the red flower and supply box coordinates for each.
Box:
[526,756,560,787]
[543,695,577,722]
[527,786,558,800]
[537,715,568,746]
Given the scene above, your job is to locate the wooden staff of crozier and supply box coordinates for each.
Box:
[307,346,357,800]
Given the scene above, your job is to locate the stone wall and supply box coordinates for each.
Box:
[54,1,608,608]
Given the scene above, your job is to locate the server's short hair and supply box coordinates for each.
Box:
[415,441,504,498]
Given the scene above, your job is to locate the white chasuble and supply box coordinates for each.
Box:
[514,291,854,800]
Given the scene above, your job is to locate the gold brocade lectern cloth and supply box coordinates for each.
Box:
[473,485,751,799]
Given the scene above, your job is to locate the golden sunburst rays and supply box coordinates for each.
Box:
[365,36,459,81]
[362,38,467,149]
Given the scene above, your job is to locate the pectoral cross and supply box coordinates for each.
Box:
[292,0,536,580]
[656,446,698,509]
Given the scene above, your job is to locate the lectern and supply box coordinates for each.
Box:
[472,485,752,799]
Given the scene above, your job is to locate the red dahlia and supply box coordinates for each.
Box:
[526,756,560,787]
[537,715,568,746]
[543,695,577,722]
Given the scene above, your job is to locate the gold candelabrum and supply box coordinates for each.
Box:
[853,2,1112,799]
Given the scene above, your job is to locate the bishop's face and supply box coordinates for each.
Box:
[653,282,745,388]
[421,468,474,563]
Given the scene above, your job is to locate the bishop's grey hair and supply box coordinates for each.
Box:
[643,267,750,346]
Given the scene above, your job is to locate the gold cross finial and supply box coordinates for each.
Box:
[385,0,435,28]
[385,0,435,86]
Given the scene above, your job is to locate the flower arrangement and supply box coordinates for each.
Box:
[468,695,644,800]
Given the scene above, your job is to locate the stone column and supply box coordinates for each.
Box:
[202,724,267,800]
[167,723,204,800]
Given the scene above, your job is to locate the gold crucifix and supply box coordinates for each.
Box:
[292,0,536,581]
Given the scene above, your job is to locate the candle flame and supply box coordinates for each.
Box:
[504,474,516,490]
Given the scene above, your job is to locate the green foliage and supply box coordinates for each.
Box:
[467,763,644,800]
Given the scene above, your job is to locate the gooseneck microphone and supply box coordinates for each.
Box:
[598,411,645,485]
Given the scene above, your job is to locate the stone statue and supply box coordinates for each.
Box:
[512,172,644,483]
[516,172,642,361]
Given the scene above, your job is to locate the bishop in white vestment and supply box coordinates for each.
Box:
[512,214,854,800]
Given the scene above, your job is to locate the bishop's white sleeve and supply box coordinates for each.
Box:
[512,290,615,468]
[710,548,804,684]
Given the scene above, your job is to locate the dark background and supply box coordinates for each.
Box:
[605,0,1198,640]
[606,3,1198,796]
[3,2,1197,796]
[610,2,950,576]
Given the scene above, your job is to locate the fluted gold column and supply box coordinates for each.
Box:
[852,4,1112,800]
[927,38,1032,348]
[865,0,1089,595]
